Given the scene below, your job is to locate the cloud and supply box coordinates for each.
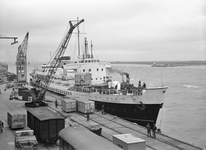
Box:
[0,0,205,62]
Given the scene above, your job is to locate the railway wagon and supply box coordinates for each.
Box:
[59,126,122,150]
[27,107,65,143]
[7,111,26,129]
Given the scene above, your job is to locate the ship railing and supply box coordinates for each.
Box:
[121,89,143,95]
[76,87,144,96]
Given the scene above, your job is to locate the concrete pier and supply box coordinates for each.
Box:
[46,94,203,150]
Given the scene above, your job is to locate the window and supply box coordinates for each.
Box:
[101,68,103,71]
[83,69,85,72]
[89,69,91,72]
[97,68,99,71]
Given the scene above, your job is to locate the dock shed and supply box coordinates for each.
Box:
[27,107,65,143]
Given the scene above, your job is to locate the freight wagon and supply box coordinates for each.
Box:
[7,111,26,129]
[59,126,122,150]
[27,107,65,143]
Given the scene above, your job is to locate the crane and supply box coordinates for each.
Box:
[15,32,29,87]
[0,35,18,45]
[25,19,84,107]
[8,32,29,100]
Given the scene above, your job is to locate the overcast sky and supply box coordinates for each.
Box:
[0,0,206,62]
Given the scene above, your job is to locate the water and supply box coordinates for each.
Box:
[7,62,206,149]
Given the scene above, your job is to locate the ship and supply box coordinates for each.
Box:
[29,26,168,127]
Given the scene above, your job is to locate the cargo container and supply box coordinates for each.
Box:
[7,73,16,81]
[59,126,122,150]
[76,99,95,113]
[27,107,65,143]
[61,98,76,113]
[21,90,36,101]
[113,134,146,150]
[75,73,91,85]
[7,111,26,129]
[18,87,28,96]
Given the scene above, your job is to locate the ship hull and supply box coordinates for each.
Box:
[94,101,162,127]
[30,81,166,127]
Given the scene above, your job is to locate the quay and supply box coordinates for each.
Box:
[0,84,203,150]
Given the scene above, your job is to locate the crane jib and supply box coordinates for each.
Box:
[36,19,84,101]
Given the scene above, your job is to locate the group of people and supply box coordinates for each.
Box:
[146,123,157,138]
[138,80,146,89]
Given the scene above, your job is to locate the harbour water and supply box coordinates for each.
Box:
[7,62,206,149]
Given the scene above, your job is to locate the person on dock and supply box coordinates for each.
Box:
[87,112,90,121]
[101,105,105,115]
[55,100,58,108]
[145,123,151,137]
[0,121,4,133]
[152,124,157,138]
[143,82,146,89]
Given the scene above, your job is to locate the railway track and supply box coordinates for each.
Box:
[69,111,202,150]
[91,113,186,150]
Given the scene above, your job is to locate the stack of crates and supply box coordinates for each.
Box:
[61,98,77,113]
[75,73,92,86]
[76,99,95,114]
[7,111,26,129]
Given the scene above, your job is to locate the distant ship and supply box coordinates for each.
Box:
[30,28,168,127]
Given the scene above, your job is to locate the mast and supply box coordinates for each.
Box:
[91,41,93,59]
[77,17,80,58]
[84,37,89,58]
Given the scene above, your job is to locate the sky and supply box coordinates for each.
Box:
[0,0,206,62]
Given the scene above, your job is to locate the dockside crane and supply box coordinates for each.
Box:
[15,32,29,87]
[25,19,84,107]
[0,35,18,45]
